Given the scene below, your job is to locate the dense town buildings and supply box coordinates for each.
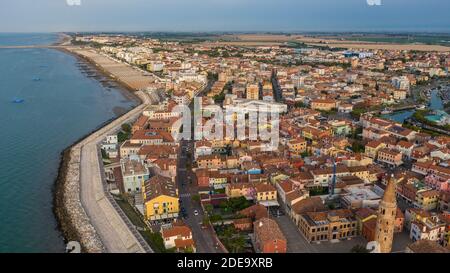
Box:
[89,33,450,253]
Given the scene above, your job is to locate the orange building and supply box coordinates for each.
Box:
[254,217,287,253]
[310,99,338,111]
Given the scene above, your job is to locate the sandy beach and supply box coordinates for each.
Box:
[66,47,157,90]
[58,47,142,105]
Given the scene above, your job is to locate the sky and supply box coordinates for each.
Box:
[0,0,450,33]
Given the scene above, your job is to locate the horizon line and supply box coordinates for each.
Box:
[2,30,450,35]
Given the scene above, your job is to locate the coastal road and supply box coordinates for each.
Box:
[79,90,152,253]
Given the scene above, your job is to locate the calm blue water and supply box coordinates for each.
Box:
[429,89,444,110]
[0,33,59,46]
[382,110,414,123]
[383,89,445,123]
[0,34,136,252]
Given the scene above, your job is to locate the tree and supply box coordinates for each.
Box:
[301,151,311,158]
[101,149,109,160]
[352,141,365,153]
[213,92,226,103]
[204,204,214,215]
[191,194,200,203]
[349,127,363,140]
[183,246,195,253]
[221,197,252,214]
[219,225,246,253]
[210,214,223,223]
[207,72,218,81]
[121,123,132,134]
[202,216,210,226]
[229,234,246,253]
[350,108,366,120]
[117,131,130,143]
[294,101,306,108]
[350,244,370,253]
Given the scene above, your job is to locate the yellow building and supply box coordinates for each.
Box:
[255,183,277,202]
[246,83,259,100]
[142,175,179,221]
[364,140,386,159]
[354,208,377,234]
[287,138,307,155]
[348,166,370,182]
[298,209,358,243]
[196,154,226,169]
[226,183,254,199]
[416,189,440,211]
[405,208,431,230]
[226,156,239,169]
[270,173,290,185]
[209,171,228,189]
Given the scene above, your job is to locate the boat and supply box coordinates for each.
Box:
[416,105,426,110]
[12,98,25,103]
[32,77,41,81]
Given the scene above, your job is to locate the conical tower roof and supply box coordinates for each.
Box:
[382,174,397,204]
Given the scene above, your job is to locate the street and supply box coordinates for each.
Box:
[171,79,225,253]
[176,140,224,253]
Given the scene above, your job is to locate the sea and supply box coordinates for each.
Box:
[0,33,137,252]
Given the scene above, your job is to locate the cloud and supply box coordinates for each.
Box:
[366,0,382,6]
[66,0,81,6]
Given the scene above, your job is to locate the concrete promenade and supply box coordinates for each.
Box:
[78,90,151,253]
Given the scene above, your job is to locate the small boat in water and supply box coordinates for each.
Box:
[416,105,426,110]
[12,98,25,103]
[32,77,41,81]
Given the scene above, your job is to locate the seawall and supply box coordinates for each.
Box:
[52,46,148,252]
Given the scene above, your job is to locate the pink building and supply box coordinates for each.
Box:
[425,174,450,193]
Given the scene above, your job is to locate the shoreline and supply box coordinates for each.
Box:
[52,43,145,252]
[52,116,116,251]
[57,47,142,105]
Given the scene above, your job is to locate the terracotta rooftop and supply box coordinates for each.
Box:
[291,196,326,215]
[143,175,177,201]
[407,240,450,253]
[254,217,286,244]
[254,183,276,193]
[162,225,192,239]
[239,204,268,220]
